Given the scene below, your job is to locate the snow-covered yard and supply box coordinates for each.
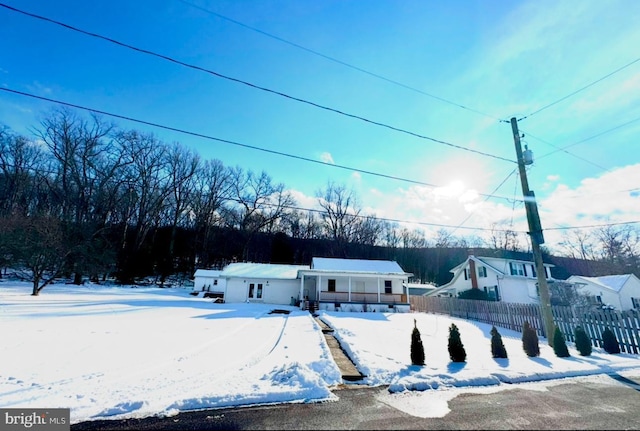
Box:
[2,282,640,424]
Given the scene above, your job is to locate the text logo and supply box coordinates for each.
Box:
[1,409,70,431]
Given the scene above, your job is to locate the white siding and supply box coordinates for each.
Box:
[575,283,622,309]
[618,276,640,310]
[224,278,298,305]
[194,275,226,293]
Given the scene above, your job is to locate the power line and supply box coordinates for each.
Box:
[518,55,640,121]
[449,168,520,236]
[0,2,515,164]
[177,0,503,122]
[519,130,611,172]
[0,87,520,203]
[545,220,640,231]
[535,113,640,161]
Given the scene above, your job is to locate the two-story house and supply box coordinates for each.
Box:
[426,254,555,304]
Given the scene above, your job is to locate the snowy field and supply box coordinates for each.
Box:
[2,282,640,424]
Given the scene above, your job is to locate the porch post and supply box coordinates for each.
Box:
[318,275,321,302]
[299,274,304,307]
[377,277,381,302]
[348,276,351,302]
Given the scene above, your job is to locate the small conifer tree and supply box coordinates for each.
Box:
[448,323,466,362]
[574,326,592,356]
[522,321,540,357]
[411,319,425,365]
[552,326,570,357]
[490,326,508,359]
[602,327,621,354]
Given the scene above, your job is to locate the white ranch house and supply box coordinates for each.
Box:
[567,274,640,311]
[426,254,555,304]
[193,257,413,312]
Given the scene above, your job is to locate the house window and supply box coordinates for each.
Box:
[478,266,487,278]
[384,280,392,294]
[632,298,640,309]
[256,283,263,299]
[213,279,218,286]
[248,283,254,298]
[484,285,500,301]
[328,279,336,292]
[509,262,525,276]
[596,295,603,304]
[463,268,469,280]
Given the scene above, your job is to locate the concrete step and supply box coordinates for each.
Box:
[315,317,334,333]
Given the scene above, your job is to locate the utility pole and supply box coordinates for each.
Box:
[511,117,555,345]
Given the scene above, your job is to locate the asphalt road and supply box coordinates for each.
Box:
[72,373,640,430]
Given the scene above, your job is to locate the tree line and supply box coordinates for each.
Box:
[1,108,638,295]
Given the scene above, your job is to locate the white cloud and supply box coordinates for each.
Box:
[26,81,53,95]
[319,152,334,164]
[539,163,640,250]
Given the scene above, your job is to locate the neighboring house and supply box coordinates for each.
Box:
[299,257,412,312]
[193,257,413,311]
[426,254,555,304]
[567,274,640,311]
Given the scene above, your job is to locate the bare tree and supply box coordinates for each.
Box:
[35,109,123,283]
[559,229,598,260]
[351,215,384,246]
[316,182,361,256]
[488,222,521,251]
[281,209,322,240]
[191,159,233,266]
[401,227,427,248]
[596,224,640,268]
[160,142,200,278]
[223,167,295,260]
[434,228,455,248]
[116,130,170,281]
[0,127,44,217]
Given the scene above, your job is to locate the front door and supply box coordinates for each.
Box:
[248,283,263,300]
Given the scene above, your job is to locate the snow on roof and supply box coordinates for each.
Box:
[220,262,309,280]
[194,269,222,277]
[571,274,632,292]
[310,257,407,274]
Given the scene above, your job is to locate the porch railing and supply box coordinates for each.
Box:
[319,291,407,304]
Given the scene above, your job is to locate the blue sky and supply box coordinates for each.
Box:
[2,0,640,253]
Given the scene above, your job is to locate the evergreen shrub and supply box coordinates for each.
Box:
[448,323,467,362]
[574,326,592,356]
[602,327,621,354]
[490,326,508,359]
[411,319,425,365]
[552,326,570,357]
[522,321,540,357]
